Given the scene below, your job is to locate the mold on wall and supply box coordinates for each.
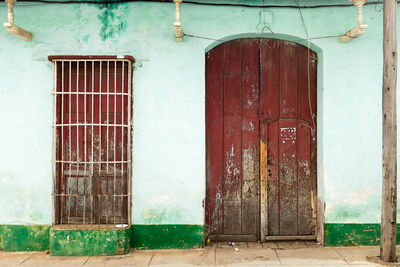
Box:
[96,3,129,41]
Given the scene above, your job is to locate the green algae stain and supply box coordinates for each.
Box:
[97,3,128,41]
[82,34,90,43]
[0,225,50,251]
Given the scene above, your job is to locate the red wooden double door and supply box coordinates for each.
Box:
[205,39,317,241]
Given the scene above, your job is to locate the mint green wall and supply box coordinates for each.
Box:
[0,1,395,225]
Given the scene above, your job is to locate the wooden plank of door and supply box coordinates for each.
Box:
[223,40,242,235]
[279,41,298,118]
[205,44,225,235]
[260,39,280,236]
[309,51,318,235]
[260,139,267,241]
[267,121,280,236]
[241,39,260,236]
[297,45,314,235]
[297,45,313,124]
[278,119,298,236]
[279,41,298,236]
[297,124,313,235]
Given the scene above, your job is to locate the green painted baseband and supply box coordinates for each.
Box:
[0,224,203,253]
[50,228,131,256]
[7,224,400,252]
[324,223,400,246]
[131,224,204,250]
[0,225,50,252]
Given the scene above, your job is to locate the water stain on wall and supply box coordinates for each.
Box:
[143,208,183,224]
[97,3,128,41]
[327,204,363,222]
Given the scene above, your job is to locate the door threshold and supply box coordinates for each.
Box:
[264,235,316,241]
[208,234,258,242]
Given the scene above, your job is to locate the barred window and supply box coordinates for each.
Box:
[50,56,134,229]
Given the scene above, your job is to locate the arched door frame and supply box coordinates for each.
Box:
[204,34,325,244]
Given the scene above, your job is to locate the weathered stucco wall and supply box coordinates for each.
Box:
[0,1,395,227]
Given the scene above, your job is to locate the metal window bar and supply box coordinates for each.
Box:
[51,58,133,229]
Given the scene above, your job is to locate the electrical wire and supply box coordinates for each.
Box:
[6,0,399,7]
[295,0,316,136]
[184,32,342,44]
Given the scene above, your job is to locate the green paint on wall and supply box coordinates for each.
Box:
[50,228,131,256]
[0,225,50,252]
[325,223,400,246]
[0,224,203,253]
[97,3,128,41]
[131,224,204,250]
[0,226,3,250]
[9,224,400,253]
[82,34,90,43]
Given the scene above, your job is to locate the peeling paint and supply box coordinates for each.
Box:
[50,228,131,256]
[324,224,400,246]
[0,225,50,252]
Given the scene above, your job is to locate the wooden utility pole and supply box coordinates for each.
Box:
[381,0,397,262]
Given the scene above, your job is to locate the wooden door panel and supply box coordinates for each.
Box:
[206,38,317,240]
[260,39,279,121]
[297,124,313,235]
[223,74,242,235]
[224,39,241,75]
[206,39,260,239]
[298,45,313,123]
[278,118,298,236]
[241,39,260,236]
[205,45,224,235]
[266,121,280,235]
[279,42,298,117]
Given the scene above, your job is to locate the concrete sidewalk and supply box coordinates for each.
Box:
[0,242,398,267]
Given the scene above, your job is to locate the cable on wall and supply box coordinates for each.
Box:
[8,0,397,8]
[295,0,316,136]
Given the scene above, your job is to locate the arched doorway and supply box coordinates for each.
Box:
[205,38,317,241]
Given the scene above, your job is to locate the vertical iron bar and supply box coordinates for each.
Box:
[83,61,87,224]
[68,61,72,224]
[61,61,64,224]
[106,61,110,225]
[127,60,132,226]
[76,61,79,223]
[121,61,124,225]
[91,60,94,225]
[52,61,57,225]
[99,61,102,224]
[113,61,117,225]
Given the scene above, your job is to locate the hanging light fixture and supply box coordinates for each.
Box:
[174,0,183,41]
[340,0,368,42]
[3,0,33,42]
